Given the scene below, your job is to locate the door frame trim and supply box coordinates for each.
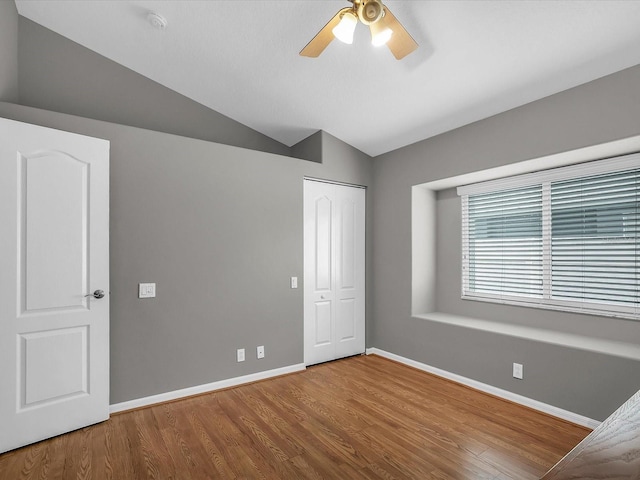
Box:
[304,176,367,189]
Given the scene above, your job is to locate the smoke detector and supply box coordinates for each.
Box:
[147,12,167,30]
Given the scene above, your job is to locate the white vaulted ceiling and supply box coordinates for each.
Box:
[14,1,640,156]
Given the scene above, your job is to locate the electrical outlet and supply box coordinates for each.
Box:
[237,348,245,362]
[257,345,265,359]
[513,362,523,380]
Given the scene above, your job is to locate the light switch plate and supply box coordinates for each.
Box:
[513,362,523,380]
[291,276,298,289]
[257,345,265,359]
[139,283,156,298]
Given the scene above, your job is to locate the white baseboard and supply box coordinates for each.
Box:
[366,347,601,429]
[109,363,306,414]
[110,351,601,429]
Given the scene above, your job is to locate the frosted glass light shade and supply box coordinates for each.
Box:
[370,21,392,47]
[332,12,358,44]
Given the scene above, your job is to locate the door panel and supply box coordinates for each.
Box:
[304,180,365,366]
[314,301,332,345]
[340,199,356,289]
[22,151,89,312]
[21,327,88,408]
[334,185,365,360]
[337,298,356,341]
[0,118,109,454]
[314,196,332,291]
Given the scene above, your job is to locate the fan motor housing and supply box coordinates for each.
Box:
[357,0,384,25]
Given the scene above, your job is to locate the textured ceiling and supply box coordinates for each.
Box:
[15,0,640,156]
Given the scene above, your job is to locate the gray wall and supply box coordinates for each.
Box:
[0,1,19,102]
[17,17,291,158]
[0,102,372,404]
[373,64,640,421]
[3,14,373,405]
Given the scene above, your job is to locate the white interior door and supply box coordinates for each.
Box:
[0,118,110,454]
[304,179,365,366]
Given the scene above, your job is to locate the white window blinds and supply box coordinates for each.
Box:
[463,185,543,298]
[551,168,639,308]
[459,154,639,320]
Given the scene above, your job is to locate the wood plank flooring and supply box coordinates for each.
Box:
[0,354,590,479]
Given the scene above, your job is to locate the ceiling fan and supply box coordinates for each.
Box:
[300,0,418,60]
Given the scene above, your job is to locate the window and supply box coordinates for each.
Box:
[458,154,639,319]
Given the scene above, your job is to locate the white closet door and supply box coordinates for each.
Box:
[304,179,365,366]
[0,118,110,454]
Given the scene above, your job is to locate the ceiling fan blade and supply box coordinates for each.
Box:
[300,8,350,58]
[381,6,418,60]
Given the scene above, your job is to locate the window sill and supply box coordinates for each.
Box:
[413,312,640,361]
[461,294,639,322]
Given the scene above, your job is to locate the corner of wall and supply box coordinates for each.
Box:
[291,130,323,163]
[411,184,437,315]
[321,131,372,163]
[0,0,19,103]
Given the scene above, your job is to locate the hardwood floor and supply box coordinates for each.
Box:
[0,354,590,479]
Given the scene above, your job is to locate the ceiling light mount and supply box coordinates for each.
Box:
[357,0,384,25]
[147,12,168,30]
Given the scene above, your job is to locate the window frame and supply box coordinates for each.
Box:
[457,153,640,320]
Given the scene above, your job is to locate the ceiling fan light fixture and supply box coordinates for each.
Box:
[370,20,392,47]
[332,11,358,44]
[300,0,418,60]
